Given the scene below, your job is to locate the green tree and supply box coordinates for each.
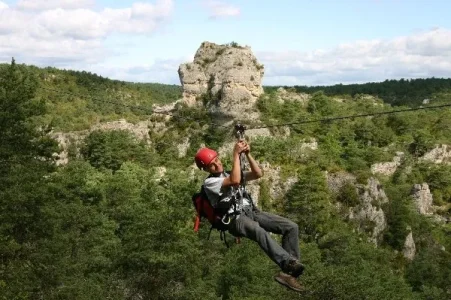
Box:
[0,58,58,298]
[81,129,154,172]
[408,130,434,157]
[284,164,332,241]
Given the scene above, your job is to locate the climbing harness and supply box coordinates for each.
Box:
[192,123,254,247]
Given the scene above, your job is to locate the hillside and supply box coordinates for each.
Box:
[265,77,451,107]
[1,57,451,300]
[0,62,182,131]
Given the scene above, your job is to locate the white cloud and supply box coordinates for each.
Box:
[0,0,174,65]
[257,28,451,86]
[97,56,190,84]
[86,28,451,86]
[16,0,94,11]
[201,0,240,19]
[2,0,450,88]
[0,1,8,10]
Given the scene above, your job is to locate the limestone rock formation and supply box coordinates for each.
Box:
[50,113,171,166]
[420,144,451,164]
[371,152,404,176]
[274,87,310,104]
[326,171,357,194]
[90,119,151,142]
[402,230,416,260]
[411,183,434,215]
[322,172,391,244]
[349,177,389,245]
[50,132,84,166]
[178,41,264,120]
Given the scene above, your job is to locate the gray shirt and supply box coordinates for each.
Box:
[204,172,250,214]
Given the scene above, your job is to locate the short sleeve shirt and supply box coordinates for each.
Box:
[203,172,250,213]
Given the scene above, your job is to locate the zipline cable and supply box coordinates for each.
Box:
[38,86,230,128]
[37,85,451,131]
[249,102,451,129]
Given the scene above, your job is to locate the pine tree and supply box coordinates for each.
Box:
[0,58,58,297]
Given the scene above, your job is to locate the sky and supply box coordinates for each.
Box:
[1,0,451,86]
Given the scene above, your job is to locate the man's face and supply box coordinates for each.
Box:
[205,156,223,173]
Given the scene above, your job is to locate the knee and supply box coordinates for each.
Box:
[288,221,299,234]
[254,225,266,235]
[254,225,269,239]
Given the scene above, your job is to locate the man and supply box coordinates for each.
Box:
[194,141,305,292]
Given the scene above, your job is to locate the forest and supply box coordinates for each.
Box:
[265,77,451,107]
[1,60,450,299]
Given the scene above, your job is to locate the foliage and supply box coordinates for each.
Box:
[382,183,416,250]
[283,164,333,241]
[0,62,182,131]
[81,129,155,172]
[336,181,360,208]
[266,77,451,106]
[2,61,451,298]
[0,59,59,299]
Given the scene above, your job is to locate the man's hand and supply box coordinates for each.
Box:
[233,141,247,156]
[242,142,250,155]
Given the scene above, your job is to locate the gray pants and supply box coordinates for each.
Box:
[227,207,300,270]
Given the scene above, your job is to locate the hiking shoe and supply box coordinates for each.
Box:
[283,259,305,278]
[274,272,305,292]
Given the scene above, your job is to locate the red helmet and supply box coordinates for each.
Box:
[195,147,218,169]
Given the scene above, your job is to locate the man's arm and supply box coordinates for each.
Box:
[222,141,246,187]
[243,143,263,181]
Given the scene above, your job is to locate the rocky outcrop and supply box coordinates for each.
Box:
[153,166,167,181]
[420,144,451,164]
[50,113,171,165]
[237,161,298,205]
[371,152,404,176]
[326,171,357,194]
[411,183,434,215]
[177,137,190,158]
[91,119,152,142]
[325,172,390,244]
[402,230,416,260]
[349,178,389,245]
[178,41,264,121]
[51,132,84,166]
[274,87,310,104]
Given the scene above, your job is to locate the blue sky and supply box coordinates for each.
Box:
[1,0,451,86]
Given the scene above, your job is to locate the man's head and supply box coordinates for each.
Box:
[195,147,223,174]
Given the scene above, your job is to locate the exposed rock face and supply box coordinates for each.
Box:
[300,138,318,151]
[232,161,298,206]
[326,171,356,194]
[411,183,434,215]
[420,144,451,164]
[274,87,310,104]
[349,177,389,245]
[91,119,151,143]
[403,231,416,260]
[177,137,190,158]
[256,162,298,201]
[50,112,172,165]
[50,132,84,166]
[178,41,264,120]
[153,166,167,181]
[326,172,391,244]
[371,152,404,176]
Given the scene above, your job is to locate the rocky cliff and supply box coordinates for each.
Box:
[178,41,264,121]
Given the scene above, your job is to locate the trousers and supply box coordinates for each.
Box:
[227,206,300,270]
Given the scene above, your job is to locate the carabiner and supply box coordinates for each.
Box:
[222,215,231,225]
